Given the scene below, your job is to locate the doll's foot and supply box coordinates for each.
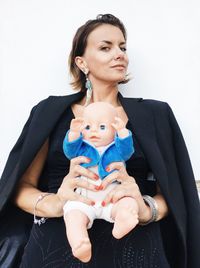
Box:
[72,238,92,263]
[112,209,139,239]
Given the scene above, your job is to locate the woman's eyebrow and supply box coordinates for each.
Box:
[100,40,126,45]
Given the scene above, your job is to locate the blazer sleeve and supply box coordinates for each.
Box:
[167,103,200,267]
[0,105,37,212]
[0,105,37,180]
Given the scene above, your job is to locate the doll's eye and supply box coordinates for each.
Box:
[85,125,90,130]
[99,124,106,130]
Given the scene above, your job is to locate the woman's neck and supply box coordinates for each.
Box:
[80,82,120,107]
[92,88,119,106]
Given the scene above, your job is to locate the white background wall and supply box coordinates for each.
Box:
[0,0,200,180]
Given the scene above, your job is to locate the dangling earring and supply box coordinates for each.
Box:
[84,72,93,106]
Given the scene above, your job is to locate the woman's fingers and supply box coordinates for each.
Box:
[73,165,99,181]
[104,162,124,186]
[57,176,97,204]
[70,156,91,167]
[101,188,116,206]
[111,188,131,203]
[106,162,124,172]
[73,177,98,191]
[101,171,118,189]
[70,156,99,181]
[102,188,128,206]
[102,162,135,189]
[59,188,95,206]
[102,186,130,206]
[102,180,139,206]
[73,192,95,206]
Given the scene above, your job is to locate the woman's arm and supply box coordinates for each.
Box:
[138,184,168,223]
[14,139,63,218]
[152,184,168,221]
[14,140,99,218]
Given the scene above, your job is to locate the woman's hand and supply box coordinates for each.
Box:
[101,162,152,223]
[56,156,98,210]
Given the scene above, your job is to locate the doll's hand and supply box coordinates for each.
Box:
[70,117,84,133]
[111,117,129,138]
[68,118,84,142]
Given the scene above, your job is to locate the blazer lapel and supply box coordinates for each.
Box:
[118,93,170,197]
[18,91,85,177]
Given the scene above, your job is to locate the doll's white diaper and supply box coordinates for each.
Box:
[63,200,114,229]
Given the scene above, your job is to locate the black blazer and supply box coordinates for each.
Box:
[0,92,200,268]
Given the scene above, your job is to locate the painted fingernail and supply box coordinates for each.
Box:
[94,174,99,180]
[101,201,106,207]
[95,186,100,190]
[98,185,103,190]
[86,157,91,162]
[106,166,110,172]
[91,201,95,206]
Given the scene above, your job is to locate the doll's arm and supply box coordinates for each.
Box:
[63,131,83,160]
[68,118,84,141]
[114,131,134,161]
[111,117,129,138]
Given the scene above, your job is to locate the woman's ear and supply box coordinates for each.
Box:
[75,56,88,74]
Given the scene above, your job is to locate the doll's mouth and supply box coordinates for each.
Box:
[90,136,100,141]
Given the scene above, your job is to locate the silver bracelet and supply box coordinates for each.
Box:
[139,195,158,226]
[33,193,53,225]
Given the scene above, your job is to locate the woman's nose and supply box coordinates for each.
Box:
[114,47,124,60]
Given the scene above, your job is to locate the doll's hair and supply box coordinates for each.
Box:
[68,14,129,91]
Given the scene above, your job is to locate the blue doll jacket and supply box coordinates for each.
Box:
[63,131,134,179]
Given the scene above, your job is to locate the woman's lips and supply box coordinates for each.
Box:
[111,64,126,70]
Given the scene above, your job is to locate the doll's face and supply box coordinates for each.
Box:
[82,102,117,147]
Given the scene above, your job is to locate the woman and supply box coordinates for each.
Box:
[0,14,199,268]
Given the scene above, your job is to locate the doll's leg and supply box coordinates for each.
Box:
[111,197,139,239]
[64,210,91,263]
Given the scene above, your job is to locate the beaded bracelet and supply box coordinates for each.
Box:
[33,193,53,225]
[139,195,158,226]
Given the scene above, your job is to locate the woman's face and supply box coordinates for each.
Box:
[80,24,129,85]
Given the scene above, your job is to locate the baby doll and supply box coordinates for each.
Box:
[63,102,139,263]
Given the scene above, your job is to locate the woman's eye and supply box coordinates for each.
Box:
[120,47,127,52]
[100,125,106,130]
[101,47,110,51]
[85,125,90,130]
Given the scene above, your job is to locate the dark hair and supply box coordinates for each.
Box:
[68,14,129,91]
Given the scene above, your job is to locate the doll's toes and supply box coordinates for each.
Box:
[72,238,92,263]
